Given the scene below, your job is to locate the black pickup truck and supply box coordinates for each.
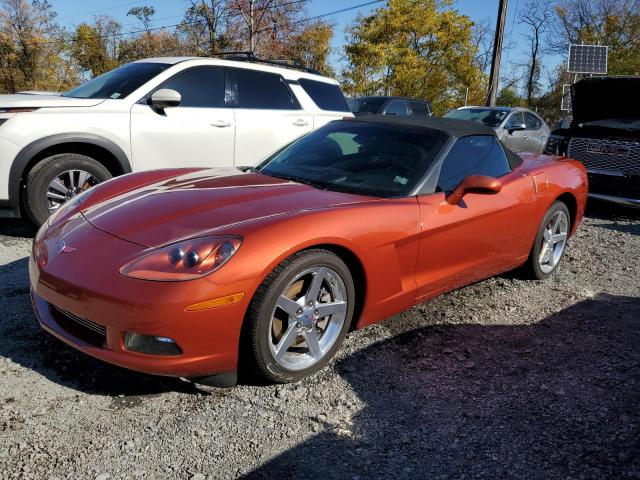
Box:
[545,76,640,207]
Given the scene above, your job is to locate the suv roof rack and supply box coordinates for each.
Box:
[212,51,321,75]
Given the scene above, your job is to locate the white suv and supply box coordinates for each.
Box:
[0,55,351,224]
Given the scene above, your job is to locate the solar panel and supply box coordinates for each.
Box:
[561,84,572,111]
[567,45,608,74]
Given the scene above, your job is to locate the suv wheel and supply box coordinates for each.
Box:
[24,153,112,225]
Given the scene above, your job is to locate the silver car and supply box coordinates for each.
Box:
[444,106,551,153]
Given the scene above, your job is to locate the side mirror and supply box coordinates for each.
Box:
[508,123,526,134]
[446,175,502,205]
[149,88,181,113]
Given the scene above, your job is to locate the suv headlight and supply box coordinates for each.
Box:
[544,134,568,156]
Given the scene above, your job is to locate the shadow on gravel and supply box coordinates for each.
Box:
[0,218,37,239]
[0,258,204,397]
[248,293,640,480]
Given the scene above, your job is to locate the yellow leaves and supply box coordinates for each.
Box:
[342,0,487,114]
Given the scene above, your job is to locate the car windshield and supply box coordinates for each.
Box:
[580,118,640,131]
[257,121,448,198]
[63,62,170,99]
[348,98,387,116]
[444,108,509,128]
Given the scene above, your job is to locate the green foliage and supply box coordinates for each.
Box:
[496,87,525,107]
[341,0,487,115]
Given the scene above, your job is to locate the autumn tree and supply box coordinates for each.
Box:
[177,0,231,55]
[120,6,183,62]
[0,0,77,93]
[71,15,121,77]
[281,20,334,76]
[342,0,486,114]
[127,5,155,31]
[227,0,310,57]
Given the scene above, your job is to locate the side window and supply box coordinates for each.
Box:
[158,66,225,108]
[437,136,511,192]
[227,68,299,110]
[524,112,542,130]
[409,101,430,116]
[298,79,349,111]
[383,100,408,115]
[505,112,525,129]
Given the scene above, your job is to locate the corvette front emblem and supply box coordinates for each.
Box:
[56,241,77,255]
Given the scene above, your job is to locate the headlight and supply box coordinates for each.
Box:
[120,236,242,281]
[544,134,568,156]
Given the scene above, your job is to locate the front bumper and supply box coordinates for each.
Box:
[587,171,640,208]
[29,214,258,378]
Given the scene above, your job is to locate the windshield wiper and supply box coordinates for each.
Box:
[237,165,259,173]
[264,173,328,190]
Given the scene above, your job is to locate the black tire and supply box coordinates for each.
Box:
[24,153,112,225]
[241,249,356,384]
[523,200,571,280]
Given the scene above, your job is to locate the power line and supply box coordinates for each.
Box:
[57,0,152,21]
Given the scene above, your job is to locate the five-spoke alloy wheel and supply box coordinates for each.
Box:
[243,249,355,383]
[525,200,571,280]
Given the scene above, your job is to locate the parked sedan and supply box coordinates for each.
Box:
[445,106,550,153]
[30,116,587,387]
[348,96,432,116]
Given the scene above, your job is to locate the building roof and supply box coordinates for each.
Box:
[347,114,497,138]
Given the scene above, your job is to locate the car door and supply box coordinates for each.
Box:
[501,111,528,151]
[414,135,538,302]
[524,112,547,153]
[228,67,313,166]
[130,66,235,170]
[382,99,409,115]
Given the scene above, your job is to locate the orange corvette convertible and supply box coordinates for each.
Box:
[29,116,588,386]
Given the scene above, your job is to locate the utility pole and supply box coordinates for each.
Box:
[486,0,508,106]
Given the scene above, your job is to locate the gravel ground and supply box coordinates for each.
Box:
[0,201,639,480]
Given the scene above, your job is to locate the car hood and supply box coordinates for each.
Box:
[0,93,104,109]
[571,77,640,126]
[83,168,373,247]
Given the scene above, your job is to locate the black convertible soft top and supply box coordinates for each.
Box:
[347,114,497,138]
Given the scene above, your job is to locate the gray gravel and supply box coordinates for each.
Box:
[1,202,639,480]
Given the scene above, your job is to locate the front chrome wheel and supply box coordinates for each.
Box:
[538,210,569,274]
[46,169,99,213]
[268,266,348,371]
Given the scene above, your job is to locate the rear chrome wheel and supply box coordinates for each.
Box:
[538,210,569,274]
[524,200,571,280]
[269,266,348,371]
[242,249,355,383]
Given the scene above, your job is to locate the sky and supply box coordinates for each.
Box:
[49,0,566,89]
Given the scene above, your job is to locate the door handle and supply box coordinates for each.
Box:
[523,135,530,139]
[292,119,309,127]
[211,120,231,128]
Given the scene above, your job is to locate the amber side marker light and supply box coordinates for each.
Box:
[186,293,245,312]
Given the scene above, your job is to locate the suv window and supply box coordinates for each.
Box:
[505,112,525,129]
[298,79,349,112]
[228,68,299,109]
[409,101,430,116]
[383,100,409,115]
[437,135,511,192]
[157,66,225,108]
[524,112,542,130]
